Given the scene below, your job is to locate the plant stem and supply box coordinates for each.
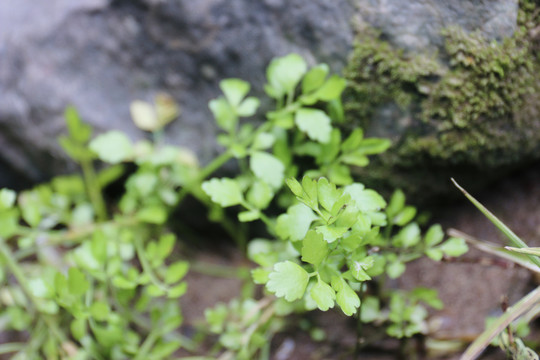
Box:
[354,284,365,359]
[80,158,108,222]
[134,235,170,293]
[0,343,25,355]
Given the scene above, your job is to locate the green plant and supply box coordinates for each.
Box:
[452,180,540,360]
[0,53,468,360]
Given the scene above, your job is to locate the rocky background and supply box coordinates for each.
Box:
[0,0,524,193]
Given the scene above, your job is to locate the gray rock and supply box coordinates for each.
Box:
[0,0,518,188]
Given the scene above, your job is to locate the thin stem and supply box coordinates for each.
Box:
[80,158,108,222]
[134,236,169,293]
[355,283,365,358]
[0,343,25,355]
[134,328,160,360]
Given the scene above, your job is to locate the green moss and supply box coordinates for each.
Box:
[344,1,540,201]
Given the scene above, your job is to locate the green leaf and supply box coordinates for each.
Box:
[350,257,374,281]
[393,206,417,226]
[252,268,270,284]
[165,261,189,284]
[90,301,110,321]
[220,78,250,107]
[247,181,273,209]
[424,224,444,247]
[237,97,260,117]
[0,209,19,238]
[394,223,421,248]
[250,151,285,189]
[154,93,180,128]
[209,97,237,132]
[317,177,341,212]
[353,138,392,155]
[202,178,243,207]
[302,64,329,94]
[0,188,16,209]
[68,268,89,297]
[425,248,444,261]
[361,296,380,323]
[301,230,328,266]
[386,189,405,218]
[344,184,387,212]
[286,177,304,198]
[276,204,317,241]
[295,108,332,143]
[89,131,134,164]
[314,75,347,101]
[316,225,349,243]
[266,261,309,301]
[335,281,360,316]
[71,318,87,341]
[440,237,468,257]
[341,129,364,153]
[387,261,406,279]
[168,282,188,298]
[65,106,92,142]
[136,205,168,224]
[252,132,275,150]
[311,280,336,311]
[266,53,307,98]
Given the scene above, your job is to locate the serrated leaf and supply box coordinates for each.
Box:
[276,204,317,241]
[311,280,335,311]
[316,225,349,243]
[295,108,332,143]
[336,282,360,316]
[344,184,387,213]
[165,261,189,284]
[285,178,303,197]
[89,131,133,164]
[266,261,309,301]
[440,237,468,257]
[317,177,341,212]
[220,78,250,107]
[250,151,285,189]
[301,230,328,266]
[202,178,243,207]
[350,256,374,281]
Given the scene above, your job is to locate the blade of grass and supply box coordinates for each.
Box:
[447,229,540,273]
[460,285,540,360]
[451,178,540,268]
[505,247,540,257]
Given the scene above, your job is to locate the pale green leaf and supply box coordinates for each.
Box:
[89,131,134,164]
[220,79,250,107]
[250,151,285,189]
[266,53,307,98]
[247,180,273,209]
[238,210,261,222]
[302,64,329,94]
[336,281,360,316]
[68,268,89,297]
[311,280,336,311]
[301,230,328,266]
[425,224,444,247]
[440,237,468,257]
[344,184,387,212]
[266,261,309,301]
[202,178,243,207]
[276,204,317,241]
[130,100,157,132]
[237,97,260,117]
[295,108,332,143]
[316,225,349,243]
[165,261,189,284]
[0,189,16,209]
[387,261,406,279]
[209,97,237,132]
[90,301,110,321]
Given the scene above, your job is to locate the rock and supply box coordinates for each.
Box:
[0,0,519,190]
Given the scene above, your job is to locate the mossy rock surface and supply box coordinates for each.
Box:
[344,1,540,203]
